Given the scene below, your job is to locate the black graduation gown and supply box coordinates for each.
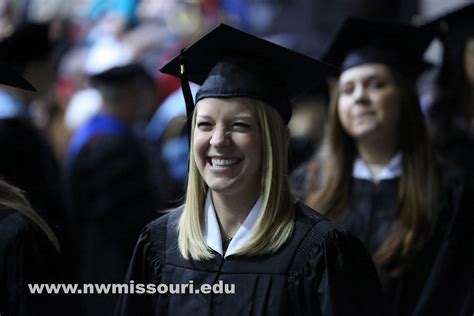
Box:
[0,118,66,236]
[340,179,399,255]
[0,119,73,307]
[67,131,159,316]
[340,173,472,316]
[413,173,474,316]
[340,178,422,315]
[428,108,474,179]
[0,209,61,316]
[116,202,383,316]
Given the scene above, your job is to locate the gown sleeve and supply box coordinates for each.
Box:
[114,217,167,316]
[413,170,474,315]
[288,221,383,316]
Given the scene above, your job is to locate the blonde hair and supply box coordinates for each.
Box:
[0,180,60,252]
[178,99,295,260]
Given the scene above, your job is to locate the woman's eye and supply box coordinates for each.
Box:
[232,122,250,130]
[369,80,386,89]
[197,122,212,129]
[339,85,353,95]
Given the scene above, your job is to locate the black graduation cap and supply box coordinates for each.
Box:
[0,63,36,91]
[0,23,52,72]
[423,3,474,47]
[323,17,434,79]
[160,23,337,125]
[90,63,150,86]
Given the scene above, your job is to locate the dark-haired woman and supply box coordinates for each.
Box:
[301,17,472,315]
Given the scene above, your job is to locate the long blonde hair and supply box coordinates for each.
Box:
[0,180,60,252]
[178,99,295,260]
[306,69,440,276]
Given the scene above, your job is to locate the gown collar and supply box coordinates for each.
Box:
[204,190,263,258]
[352,152,402,182]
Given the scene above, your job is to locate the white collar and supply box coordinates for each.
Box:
[204,190,263,258]
[352,153,402,182]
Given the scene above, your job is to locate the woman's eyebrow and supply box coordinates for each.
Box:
[196,115,213,120]
[233,115,253,120]
[340,74,381,85]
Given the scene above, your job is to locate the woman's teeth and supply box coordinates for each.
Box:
[211,158,238,167]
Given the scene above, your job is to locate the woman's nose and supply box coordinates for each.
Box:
[209,128,229,147]
[353,85,369,104]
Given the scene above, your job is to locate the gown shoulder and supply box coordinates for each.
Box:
[0,209,59,315]
[287,202,383,316]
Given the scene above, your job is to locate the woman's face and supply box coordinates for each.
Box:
[464,37,474,87]
[337,63,401,143]
[193,97,262,198]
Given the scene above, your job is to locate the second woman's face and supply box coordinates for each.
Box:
[337,63,401,142]
[193,98,262,198]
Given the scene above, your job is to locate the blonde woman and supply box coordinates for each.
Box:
[116,24,382,316]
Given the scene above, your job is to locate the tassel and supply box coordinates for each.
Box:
[179,50,195,141]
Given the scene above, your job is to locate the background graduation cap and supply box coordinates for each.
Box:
[0,23,52,73]
[323,17,434,80]
[0,63,36,91]
[89,63,151,86]
[423,3,474,47]
[160,23,337,126]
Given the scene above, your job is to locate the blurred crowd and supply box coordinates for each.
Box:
[0,0,473,315]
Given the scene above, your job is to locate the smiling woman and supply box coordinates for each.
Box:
[337,63,401,145]
[115,24,383,316]
[300,17,471,316]
[183,96,295,261]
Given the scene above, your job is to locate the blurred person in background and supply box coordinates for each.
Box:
[0,64,62,316]
[0,22,67,245]
[144,83,198,209]
[66,62,159,316]
[302,17,472,315]
[420,4,474,314]
[424,4,474,177]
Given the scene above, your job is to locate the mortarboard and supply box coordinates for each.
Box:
[159,23,337,125]
[0,63,36,91]
[423,3,474,47]
[323,17,434,79]
[90,63,151,86]
[0,23,52,72]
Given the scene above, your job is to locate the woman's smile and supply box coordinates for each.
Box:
[208,157,242,168]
